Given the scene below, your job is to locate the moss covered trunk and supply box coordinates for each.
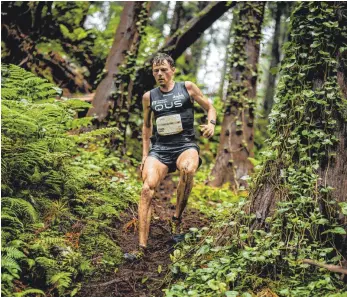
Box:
[209,2,265,189]
[263,3,282,117]
[249,2,347,237]
[317,46,347,220]
[87,2,149,124]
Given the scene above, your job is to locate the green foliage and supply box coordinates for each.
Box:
[186,165,242,218]
[60,24,88,42]
[52,2,90,28]
[1,65,142,296]
[195,95,224,163]
[165,2,347,296]
[32,2,124,85]
[2,198,39,228]
[79,224,123,275]
[1,240,27,296]
[14,289,46,297]
[111,2,150,150]
[137,25,164,65]
[49,272,72,295]
[1,64,58,103]
[87,3,124,62]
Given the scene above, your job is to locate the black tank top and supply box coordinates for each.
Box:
[150,82,195,144]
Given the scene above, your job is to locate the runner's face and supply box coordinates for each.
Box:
[152,60,175,87]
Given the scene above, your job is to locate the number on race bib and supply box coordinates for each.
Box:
[156,114,183,136]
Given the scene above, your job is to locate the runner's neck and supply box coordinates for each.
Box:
[159,81,175,93]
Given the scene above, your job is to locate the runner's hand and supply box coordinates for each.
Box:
[200,124,215,139]
[140,156,148,172]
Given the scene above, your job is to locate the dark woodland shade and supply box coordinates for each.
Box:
[151,53,175,68]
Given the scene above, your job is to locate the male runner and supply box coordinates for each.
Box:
[125,53,216,260]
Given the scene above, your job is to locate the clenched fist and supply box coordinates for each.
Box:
[200,123,215,139]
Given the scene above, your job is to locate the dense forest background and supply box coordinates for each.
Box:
[1,1,347,297]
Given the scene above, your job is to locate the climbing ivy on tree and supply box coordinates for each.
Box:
[209,2,265,189]
[165,2,347,296]
[113,2,150,150]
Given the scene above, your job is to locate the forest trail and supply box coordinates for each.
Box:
[78,175,209,297]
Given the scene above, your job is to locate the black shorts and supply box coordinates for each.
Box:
[148,142,203,173]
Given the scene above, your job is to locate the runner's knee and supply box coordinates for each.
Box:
[180,161,196,177]
[180,163,196,183]
[141,179,157,197]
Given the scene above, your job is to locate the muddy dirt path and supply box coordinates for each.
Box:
[79,175,208,297]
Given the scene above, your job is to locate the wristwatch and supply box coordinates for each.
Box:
[210,120,216,125]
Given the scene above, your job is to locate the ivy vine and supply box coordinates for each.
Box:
[165,2,347,296]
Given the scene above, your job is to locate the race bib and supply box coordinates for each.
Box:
[156,114,183,136]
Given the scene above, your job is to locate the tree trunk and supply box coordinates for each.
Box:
[209,2,265,189]
[169,2,209,77]
[120,1,236,146]
[219,15,235,100]
[250,2,347,232]
[263,3,282,117]
[1,1,94,93]
[87,2,150,122]
[132,1,236,99]
[1,25,91,94]
[318,45,347,214]
[169,1,183,36]
[88,1,235,146]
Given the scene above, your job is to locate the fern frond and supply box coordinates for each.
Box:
[1,255,21,271]
[1,214,24,230]
[1,64,59,102]
[35,237,66,248]
[1,231,12,243]
[59,98,91,111]
[35,257,57,269]
[13,288,45,297]
[2,197,38,224]
[49,271,72,294]
[2,247,26,259]
[78,259,92,273]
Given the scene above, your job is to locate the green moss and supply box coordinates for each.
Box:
[79,224,123,275]
[165,2,347,296]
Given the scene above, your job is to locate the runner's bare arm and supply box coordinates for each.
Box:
[142,92,152,170]
[185,81,217,138]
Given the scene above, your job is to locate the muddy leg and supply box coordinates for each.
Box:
[139,182,155,247]
[139,157,168,247]
[145,204,152,243]
[175,149,199,219]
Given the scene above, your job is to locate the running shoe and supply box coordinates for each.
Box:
[123,246,146,261]
[170,216,186,243]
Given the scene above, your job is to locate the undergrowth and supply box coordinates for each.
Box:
[1,64,141,296]
[164,2,347,297]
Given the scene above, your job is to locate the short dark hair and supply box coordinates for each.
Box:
[151,53,175,68]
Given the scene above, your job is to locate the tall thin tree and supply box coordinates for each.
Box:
[263,2,293,117]
[209,2,265,189]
